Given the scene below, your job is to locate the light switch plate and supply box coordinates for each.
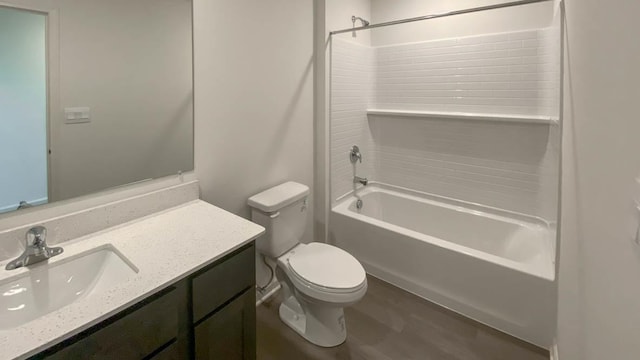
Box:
[64,107,91,124]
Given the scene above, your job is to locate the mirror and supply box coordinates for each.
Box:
[0,0,193,214]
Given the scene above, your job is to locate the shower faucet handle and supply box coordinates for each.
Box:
[350,145,362,164]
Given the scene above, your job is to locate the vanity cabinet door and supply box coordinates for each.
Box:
[192,244,255,323]
[41,287,179,360]
[194,290,256,360]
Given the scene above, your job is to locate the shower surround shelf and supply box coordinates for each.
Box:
[367,109,556,125]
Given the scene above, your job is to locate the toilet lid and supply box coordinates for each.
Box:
[288,243,366,290]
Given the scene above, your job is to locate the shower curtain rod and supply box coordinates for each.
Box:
[330,0,554,36]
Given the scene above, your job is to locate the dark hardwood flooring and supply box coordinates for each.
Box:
[257,275,548,360]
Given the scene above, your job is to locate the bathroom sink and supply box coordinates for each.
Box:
[0,245,138,330]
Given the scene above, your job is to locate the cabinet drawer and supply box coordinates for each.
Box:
[192,244,255,323]
[44,287,178,359]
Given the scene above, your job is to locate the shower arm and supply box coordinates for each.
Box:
[352,15,370,28]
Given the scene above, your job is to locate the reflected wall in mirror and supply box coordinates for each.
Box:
[0,0,194,215]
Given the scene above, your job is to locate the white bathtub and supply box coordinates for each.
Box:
[330,183,556,347]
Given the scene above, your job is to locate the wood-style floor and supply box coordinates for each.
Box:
[257,275,548,360]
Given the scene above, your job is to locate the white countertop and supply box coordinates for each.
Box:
[0,200,265,360]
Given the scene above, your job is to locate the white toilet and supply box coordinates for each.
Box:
[248,181,367,347]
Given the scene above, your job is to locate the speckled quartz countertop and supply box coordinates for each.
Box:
[0,200,265,360]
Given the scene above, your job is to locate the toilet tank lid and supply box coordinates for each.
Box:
[248,182,309,213]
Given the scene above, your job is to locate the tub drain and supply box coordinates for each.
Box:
[356,199,363,210]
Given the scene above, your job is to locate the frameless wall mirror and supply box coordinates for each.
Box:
[0,0,194,215]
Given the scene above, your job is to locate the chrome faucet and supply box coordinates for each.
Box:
[5,226,63,270]
[350,145,362,164]
[350,146,368,186]
[354,176,368,186]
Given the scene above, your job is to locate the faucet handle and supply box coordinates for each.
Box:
[350,145,362,164]
[26,226,47,247]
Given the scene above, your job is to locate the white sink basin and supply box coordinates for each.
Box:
[0,245,138,330]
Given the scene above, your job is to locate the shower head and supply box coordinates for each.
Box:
[352,15,370,27]
[351,15,370,38]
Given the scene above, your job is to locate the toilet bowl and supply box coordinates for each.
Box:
[248,182,367,347]
[276,242,367,347]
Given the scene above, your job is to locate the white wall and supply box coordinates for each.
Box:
[326,0,372,46]
[194,0,314,292]
[315,0,372,242]
[557,0,640,359]
[373,29,560,220]
[0,7,47,212]
[330,38,375,203]
[328,11,561,221]
[370,0,554,46]
[193,0,314,242]
[374,29,558,116]
[2,0,193,204]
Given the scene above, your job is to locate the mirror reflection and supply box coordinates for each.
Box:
[0,0,194,214]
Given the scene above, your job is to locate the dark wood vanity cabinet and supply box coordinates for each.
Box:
[191,243,256,360]
[194,290,256,360]
[39,286,184,360]
[32,242,256,360]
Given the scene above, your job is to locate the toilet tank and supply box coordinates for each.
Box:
[248,182,309,258]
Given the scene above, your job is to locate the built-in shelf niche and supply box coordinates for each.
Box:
[367,109,557,125]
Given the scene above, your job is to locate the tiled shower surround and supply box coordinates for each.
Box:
[331,28,561,220]
[331,39,376,203]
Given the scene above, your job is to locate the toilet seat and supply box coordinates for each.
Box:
[288,242,366,290]
[280,243,367,304]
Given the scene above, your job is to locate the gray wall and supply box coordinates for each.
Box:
[193,0,315,244]
[3,0,194,204]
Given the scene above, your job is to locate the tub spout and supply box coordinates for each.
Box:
[354,176,368,186]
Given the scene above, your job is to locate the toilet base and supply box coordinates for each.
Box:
[279,288,347,347]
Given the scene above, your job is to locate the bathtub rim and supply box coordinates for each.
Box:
[332,183,556,281]
[335,181,554,229]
